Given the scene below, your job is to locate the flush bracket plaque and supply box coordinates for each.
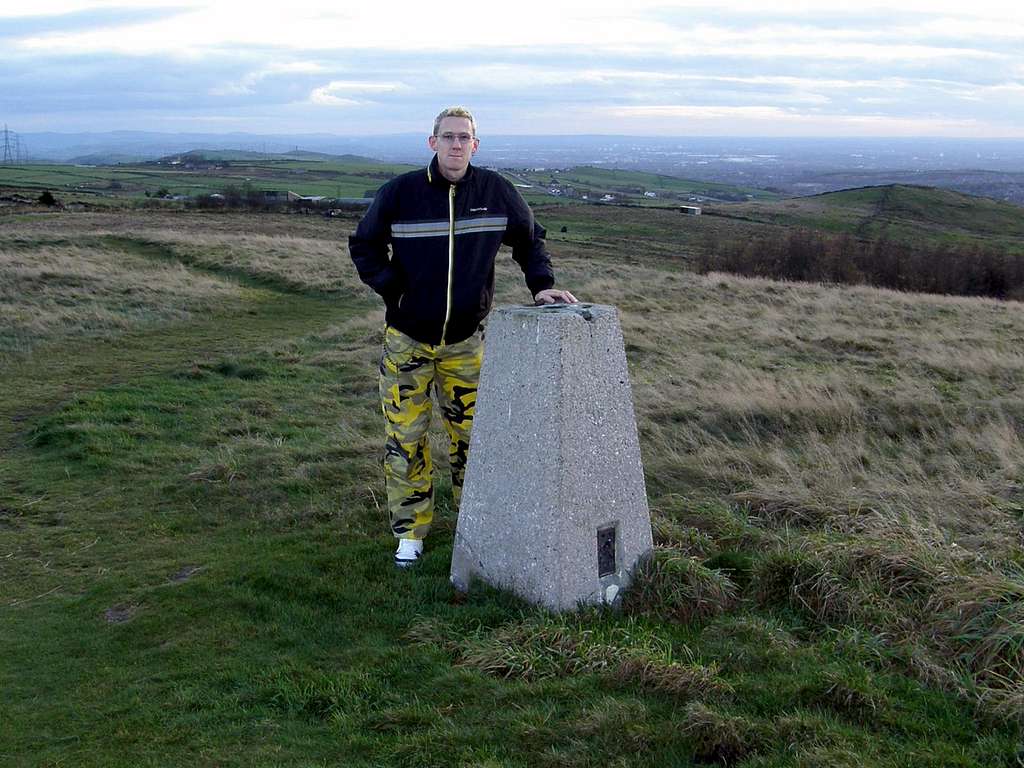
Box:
[597,525,617,577]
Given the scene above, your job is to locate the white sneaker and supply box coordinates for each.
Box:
[394,538,423,568]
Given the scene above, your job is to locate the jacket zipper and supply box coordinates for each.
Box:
[440,183,456,345]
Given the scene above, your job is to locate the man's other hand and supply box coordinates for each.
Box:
[534,288,579,305]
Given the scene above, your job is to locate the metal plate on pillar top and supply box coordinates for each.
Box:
[509,302,595,321]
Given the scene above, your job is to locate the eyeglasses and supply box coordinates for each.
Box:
[437,132,476,145]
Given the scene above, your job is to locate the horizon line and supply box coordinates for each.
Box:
[12,130,1024,141]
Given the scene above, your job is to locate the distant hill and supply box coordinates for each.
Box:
[281,150,380,164]
[68,153,152,165]
[149,149,381,165]
[779,169,1024,206]
[709,184,1024,251]
[817,184,1024,238]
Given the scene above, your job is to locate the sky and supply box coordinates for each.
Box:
[2,0,1023,138]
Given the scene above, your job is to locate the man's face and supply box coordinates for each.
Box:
[428,116,479,182]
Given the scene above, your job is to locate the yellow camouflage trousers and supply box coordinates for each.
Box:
[379,325,483,540]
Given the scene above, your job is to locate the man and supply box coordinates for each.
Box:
[349,106,577,567]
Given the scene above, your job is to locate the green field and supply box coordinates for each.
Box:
[0,156,419,201]
[2,188,1023,766]
[0,154,774,209]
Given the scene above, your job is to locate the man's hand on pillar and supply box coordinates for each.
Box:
[534,288,579,305]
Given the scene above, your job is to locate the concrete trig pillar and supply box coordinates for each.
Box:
[450,303,653,612]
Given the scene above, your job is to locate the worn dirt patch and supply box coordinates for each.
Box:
[170,565,203,583]
[104,603,138,624]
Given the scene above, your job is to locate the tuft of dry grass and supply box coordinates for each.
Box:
[792,745,868,768]
[747,530,1024,720]
[408,615,643,680]
[770,710,840,753]
[701,615,799,670]
[623,547,738,624]
[649,514,716,556]
[975,680,1024,726]
[406,615,729,699]
[650,494,767,550]
[809,669,889,719]
[752,548,827,614]
[570,697,653,751]
[611,655,731,697]
[929,569,1024,686]
[679,701,762,766]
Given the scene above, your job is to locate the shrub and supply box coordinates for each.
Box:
[699,228,1024,301]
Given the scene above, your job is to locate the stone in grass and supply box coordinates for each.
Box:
[451,303,653,612]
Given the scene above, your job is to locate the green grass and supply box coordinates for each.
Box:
[2,207,1023,766]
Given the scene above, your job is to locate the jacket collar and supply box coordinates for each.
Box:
[426,155,474,187]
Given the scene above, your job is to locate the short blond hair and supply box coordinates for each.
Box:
[433,106,477,137]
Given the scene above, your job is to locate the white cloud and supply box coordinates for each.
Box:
[671,38,1002,62]
[6,3,1019,73]
[446,66,926,95]
[984,82,1024,95]
[0,1,201,16]
[8,2,675,55]
[3,0,1023,136]
[210,61,327,97]
[918,16,1024,39]
[610,105,796,120]
[309,80,403,106]
[600,104,1006,137]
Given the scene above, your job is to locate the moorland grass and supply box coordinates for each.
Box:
[1,207,1022,766]
[0,240,246,363]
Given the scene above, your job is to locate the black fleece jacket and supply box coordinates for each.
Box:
[348,156,555,345]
